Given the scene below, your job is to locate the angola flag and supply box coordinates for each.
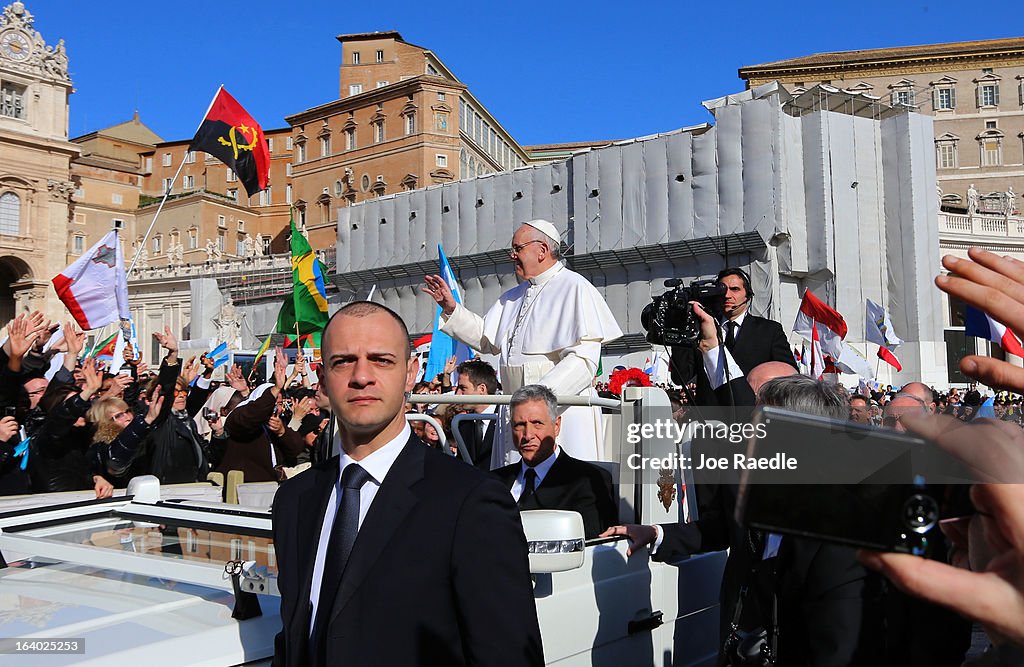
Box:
[189,87,269,197]
[276,215,329,336]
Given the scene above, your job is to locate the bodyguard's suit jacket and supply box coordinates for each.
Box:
[272,434,543,667]
[671,314,796,407]
[457,417,495,471]
[494,451,617,539]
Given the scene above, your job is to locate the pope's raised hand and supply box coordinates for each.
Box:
[422,275,457,316]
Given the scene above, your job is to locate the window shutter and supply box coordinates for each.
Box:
[976,86,982,108]
[994,84,1000,105]
[950,87,956,108]
[932,88,939,109]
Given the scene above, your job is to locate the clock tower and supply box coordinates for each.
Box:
[0,1,79,322]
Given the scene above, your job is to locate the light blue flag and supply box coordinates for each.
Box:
[423,245,473,382]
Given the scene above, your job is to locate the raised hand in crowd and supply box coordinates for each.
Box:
[422,274,458,315]
[100,374,132,400]
[199,352,215,376]
[78,357,103,401]
[0,415,19,442]
[6,313,41,371]
[443,354,457,376]
[144,386,164,425]
[272,348,288,393]
[181,356,201,385]
[62,322,85,370]
[225,364,249,397]
[267,412,286,437]
[289,396,317,431]
[122,341,136,363]
[153,325,178,363]
[92,474,114,500]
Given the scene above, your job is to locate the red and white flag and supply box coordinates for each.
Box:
[793,289,848,359]
[52,230,130,330]
[865,299,903,371]
[801,325,826,379]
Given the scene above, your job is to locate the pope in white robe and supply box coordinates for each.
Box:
[423,219,622,466]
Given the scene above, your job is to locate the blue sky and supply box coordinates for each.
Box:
[17,0,1024,146]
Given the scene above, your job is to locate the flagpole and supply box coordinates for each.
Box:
[127,86,224,278]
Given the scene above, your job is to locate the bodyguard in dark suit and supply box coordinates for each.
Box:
[272,302,543,667]
[493,384,618,539]
[670,268,796,407]
[454,358,498,470]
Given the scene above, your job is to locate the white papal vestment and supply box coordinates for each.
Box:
[440,262,622,466]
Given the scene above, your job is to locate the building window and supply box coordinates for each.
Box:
[936,142,957,169]
[376,49,384,62]
[183,175,194,189]
[188,227,198,249]
[436,154,448,167]
[349,84,363,97]
[286,184,292,204]
[236,238,246,256]
[218,215,226,228]
[145,156,153,172]
[345,127,356,150]
[320,134,331,157]
[934,87,956,110]
[981,139,1002,166]
[0,192,19,235]
[73,235,84,254]
[162,153,172,167]
[405,112,416,135]
[297,206,306,228]
[185,151,196,164]
[352,51,360,64]
[426,63,438,76]
[217,231,225,252]
[435,111,448,132]
[111,193,123,205]
[374,121,385,143]
[891,89,914,106]
[228,188,238,201]
[978,83,1000,107]
[437,92,446,101]
[153,236,162,254]
[227,168,237,182]
[262,235,271,255]
[986,120,997,129]
[296,142,307,163]
[162,178,173,193]
[0,82,26,119]
[377,81,389,88]
[112,218,124,230]
[285,162,292,176]
[286,136,293,150]
[260,187,272,206]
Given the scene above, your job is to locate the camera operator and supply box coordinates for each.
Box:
[670,268,796,407]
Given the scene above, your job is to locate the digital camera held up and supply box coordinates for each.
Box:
[641,279,726,347]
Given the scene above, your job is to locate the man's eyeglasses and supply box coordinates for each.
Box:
[508,240,544,257]
[174,388,188,397]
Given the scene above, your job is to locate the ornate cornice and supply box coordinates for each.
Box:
[742,52,1024,86]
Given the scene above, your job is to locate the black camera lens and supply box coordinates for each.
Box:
[902,493,939,534]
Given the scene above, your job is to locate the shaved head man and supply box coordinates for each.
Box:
[747,361,799,396]
[901,382,937,414]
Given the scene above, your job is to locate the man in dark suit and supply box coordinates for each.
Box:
[670,268,796,407]
[493,384,617,539]
[272,302,543,667]
[454,358,498,470]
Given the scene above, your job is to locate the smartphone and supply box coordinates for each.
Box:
[733,406,973,555]
[2,406,15,418]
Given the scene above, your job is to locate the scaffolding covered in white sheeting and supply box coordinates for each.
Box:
[334,82,946,386]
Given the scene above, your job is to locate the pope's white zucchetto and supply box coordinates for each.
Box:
[521,219,561,244]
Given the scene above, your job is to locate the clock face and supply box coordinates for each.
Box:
[1,31,31,62]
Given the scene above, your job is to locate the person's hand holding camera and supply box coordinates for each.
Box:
[691,301,720,354]
[0,415,19,442]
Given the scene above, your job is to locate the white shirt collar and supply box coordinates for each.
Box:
[528,261,563,287]
[337,423,411,487]
[725,310,748,329]
[519,445,560,486]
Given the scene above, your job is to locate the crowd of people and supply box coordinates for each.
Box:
[0,317,332,498]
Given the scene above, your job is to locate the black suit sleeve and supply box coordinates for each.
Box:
[451,476,544,666]
[669,345,698,386]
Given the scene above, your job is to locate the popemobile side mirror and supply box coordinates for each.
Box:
[520,510,586,574]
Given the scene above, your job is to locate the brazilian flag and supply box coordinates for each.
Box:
[276,215,329,336]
